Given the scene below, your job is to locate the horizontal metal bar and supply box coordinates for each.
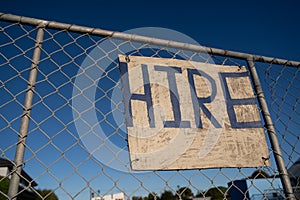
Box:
[0,12,300,67]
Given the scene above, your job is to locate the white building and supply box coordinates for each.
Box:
[91,192,125,200]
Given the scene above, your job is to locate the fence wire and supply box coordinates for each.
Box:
[0,14,299,200]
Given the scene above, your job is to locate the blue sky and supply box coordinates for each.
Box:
[1,0,300,60]
[1,0,300,199]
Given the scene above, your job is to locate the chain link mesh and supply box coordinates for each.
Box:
[0,19,299,200]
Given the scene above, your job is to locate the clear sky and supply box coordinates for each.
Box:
[1,1,299,200]
[1,0,300,61]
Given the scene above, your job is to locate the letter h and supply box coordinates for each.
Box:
[119,62,155,128]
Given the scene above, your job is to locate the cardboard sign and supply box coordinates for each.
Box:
[119,55,269,170]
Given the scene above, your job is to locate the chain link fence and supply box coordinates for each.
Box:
[0,13,299,200]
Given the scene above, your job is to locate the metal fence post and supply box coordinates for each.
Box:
[7,27,44,200]
[247,58,296,199]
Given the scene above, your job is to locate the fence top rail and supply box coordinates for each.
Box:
[1,12,299,68]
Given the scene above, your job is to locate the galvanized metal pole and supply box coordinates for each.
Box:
[247,58,296,199]
[7,27,44,200]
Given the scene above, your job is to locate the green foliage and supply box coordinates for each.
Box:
[176,187,193,200]
[132,196,145,200]
[140,186,229,200]
[205,186,228,200]
[147,192,158,200]
[195,191,205,198]
[132,196,140,200]
[249,169,270,179]
[160,190,176,200]
[0,176,10,200]
[0,177,58,200]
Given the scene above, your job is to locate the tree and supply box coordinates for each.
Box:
[0,176,53,200]
[0,176,9,200]
[249,169,270,179]
[132,196,143,200]
[147,192,159,200]
[205,186,228,200]
[195,191,205,198]
[160,190,176,200]
[176,187,193,200]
